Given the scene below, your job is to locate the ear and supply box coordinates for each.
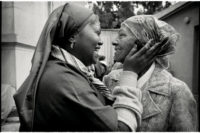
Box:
[68,36,76,44]
[69,33,79,44]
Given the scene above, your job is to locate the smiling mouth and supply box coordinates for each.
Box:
[114,51,119,57]
[115,48,121,54]
[95,46,101,52]
[94,49,99,53]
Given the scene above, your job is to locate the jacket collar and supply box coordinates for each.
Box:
[137,63,155,88]
[141,91,162,120]
[141,64,172,120]
[141,64,172,96]
[106,63,155,89]
[107,63,172,96]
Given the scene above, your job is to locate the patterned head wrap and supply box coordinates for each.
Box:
[122,15,180,69]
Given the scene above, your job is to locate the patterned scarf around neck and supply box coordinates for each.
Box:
[51,45,115,101]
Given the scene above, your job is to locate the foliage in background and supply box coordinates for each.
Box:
[93,1,171,29]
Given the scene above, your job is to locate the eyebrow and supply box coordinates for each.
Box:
[96,24,101,31]
[118,29,122,34]
[119,29,126,35]
[97,28,101,35]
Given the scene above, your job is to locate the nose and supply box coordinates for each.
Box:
[112,40,118,46]
[98,41,103,46]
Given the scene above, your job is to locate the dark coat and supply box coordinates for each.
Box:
[33,58,119,131]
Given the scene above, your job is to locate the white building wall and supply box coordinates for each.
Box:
[1,2,49,89]
[2,2,16,42]
[14,2,49,46]
[15,46,35,89]
[100,29,118,66]
[2,1,116,89]
[1,45,16,87]
[163,4,199,91]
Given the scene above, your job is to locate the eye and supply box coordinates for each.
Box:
[120,33,126,37]
[94,28,101,36]
[96,31,101,36]
[119,33,126,39]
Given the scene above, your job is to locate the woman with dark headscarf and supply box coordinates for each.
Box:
[104,15,197,131]
[14,4,163,131]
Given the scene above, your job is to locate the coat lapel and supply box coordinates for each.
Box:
[141,65,171,120]
[142,91,162,119]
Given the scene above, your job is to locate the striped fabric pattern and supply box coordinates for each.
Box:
[51,45,115,101]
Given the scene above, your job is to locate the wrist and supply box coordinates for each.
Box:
[119,71,138,87]
[115,108,137,131]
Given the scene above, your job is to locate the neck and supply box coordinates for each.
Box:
[64,46,91,67]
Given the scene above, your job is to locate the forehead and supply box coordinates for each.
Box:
[91,21,100,29]
[119,25,133,35]
[88,15,100,27]
[80,19,100,35]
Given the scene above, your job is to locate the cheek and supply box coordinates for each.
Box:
[81,34,99,49]
[116,39,135,61]
[76,34,100,64]
[123,38,136,53]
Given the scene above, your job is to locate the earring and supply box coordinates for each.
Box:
[70,42,75,49]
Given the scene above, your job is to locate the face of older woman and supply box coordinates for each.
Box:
[112,25,137,63]
[74,17,102,66]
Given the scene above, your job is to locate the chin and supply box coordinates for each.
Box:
[82,58,93,66]
[85,58,97,66]
[114,57,124,63]
[114,56,118,62]
[92,53,99,64]
[92,58,98,64]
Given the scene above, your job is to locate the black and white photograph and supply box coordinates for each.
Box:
[1,0,199,131]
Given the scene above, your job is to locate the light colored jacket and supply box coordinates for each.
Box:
[104,64,197,131]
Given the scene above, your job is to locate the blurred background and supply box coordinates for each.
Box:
[1,1,199,131]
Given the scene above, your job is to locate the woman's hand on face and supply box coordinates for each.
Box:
[123,38,168,74]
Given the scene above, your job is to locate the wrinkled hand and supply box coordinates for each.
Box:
[123,38,168,74]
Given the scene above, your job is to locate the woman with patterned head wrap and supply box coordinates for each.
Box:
[14,4,163,131]
[104,15,197,131]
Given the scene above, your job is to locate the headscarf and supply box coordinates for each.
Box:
[121,15,180,69]
[14,3,93,130]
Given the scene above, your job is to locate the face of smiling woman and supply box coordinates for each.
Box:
[74,15,102,66]
[112,25,137,63]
